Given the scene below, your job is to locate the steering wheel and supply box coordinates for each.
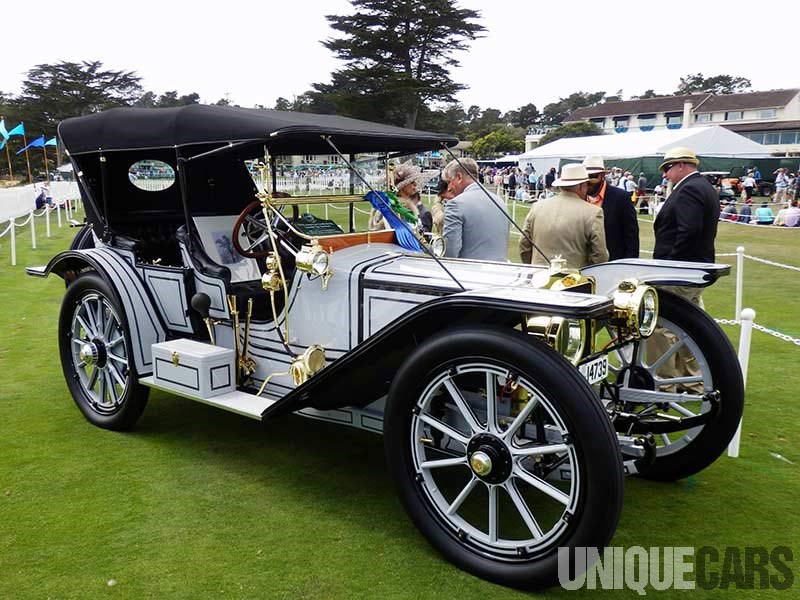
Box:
[232,193,297,258]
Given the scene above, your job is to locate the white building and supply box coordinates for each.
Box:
[529,89,800,156]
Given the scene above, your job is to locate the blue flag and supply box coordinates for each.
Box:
[7,122,25,137]
[45,137,57,146]
[0,139,5,151]
[0,119,8,140]
[16,135,45,155]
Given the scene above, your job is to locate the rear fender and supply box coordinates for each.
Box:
[37,248,167,375]
[582,258,731,297]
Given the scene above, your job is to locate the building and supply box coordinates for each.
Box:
[536,89,800,156]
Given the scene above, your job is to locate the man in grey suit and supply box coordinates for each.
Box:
[442,158,510,261]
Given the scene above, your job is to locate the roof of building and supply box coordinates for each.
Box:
[567,89,800,121]
[723,120,800,133]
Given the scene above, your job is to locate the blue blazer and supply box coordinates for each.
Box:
[602,184,639,260]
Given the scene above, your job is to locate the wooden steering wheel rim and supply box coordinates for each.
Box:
[231,194,299,259]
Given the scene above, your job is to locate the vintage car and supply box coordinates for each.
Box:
[28,105,743,589]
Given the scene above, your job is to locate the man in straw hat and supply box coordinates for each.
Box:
[519,163,608,268]
[653,146,719,288]
[649,146,719,391]
[583,156,639,261]
[442,157,509,261]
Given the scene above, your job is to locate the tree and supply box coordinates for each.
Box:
[638,89,661,99]
[415,103,467,137]
[317,0,485,128]
[274,97,292,111]
[465,107,503,139]
[151,91,201,107]
[9,61,143,181]
[469,127,524,158]
[17,60,142,128]
[675,73,752,95]
[538,121,603,147]
[540,91,605,128]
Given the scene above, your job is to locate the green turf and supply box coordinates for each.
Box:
[0,206,798,599]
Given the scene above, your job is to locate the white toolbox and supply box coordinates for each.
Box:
[151,339,235,399]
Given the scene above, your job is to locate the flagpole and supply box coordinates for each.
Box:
[22,131,32,184]
[4,144,12,182]
[43,144,49,183]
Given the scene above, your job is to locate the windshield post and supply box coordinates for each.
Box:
[176,148,193,252]
[99,154,111,242]
[348,153,356,232]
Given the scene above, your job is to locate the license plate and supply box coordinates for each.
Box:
[579,355,608,384]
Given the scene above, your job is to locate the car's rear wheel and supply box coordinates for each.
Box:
[383,326,623,589]
[58,273,148,430]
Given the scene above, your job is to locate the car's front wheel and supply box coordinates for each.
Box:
[58,273,149,430]
[383,326,623,589]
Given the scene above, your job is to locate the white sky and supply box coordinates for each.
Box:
[1,0,797,115]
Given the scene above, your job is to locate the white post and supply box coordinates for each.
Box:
[511,198,517,224]
[727,308,756,458]
[56,203,62,228]
[325,204,329,220]
[30,210,36,249]
[735,246,744,321]
[10,218,16,266]
[46,206,51,238]
[66,198,72,221]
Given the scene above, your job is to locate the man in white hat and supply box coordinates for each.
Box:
[583,156,639,261]
[442,157,510,261]
[519,163,608,268]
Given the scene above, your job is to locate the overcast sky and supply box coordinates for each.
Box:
[1,0,797,115]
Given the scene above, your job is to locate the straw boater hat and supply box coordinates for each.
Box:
[659,147,700,171]
[393,161,438,192]
[582,156,606,174]
[552,164,591,187]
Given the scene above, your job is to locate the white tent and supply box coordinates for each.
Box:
[517,126,772,175]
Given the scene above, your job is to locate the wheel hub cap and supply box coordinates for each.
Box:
[467,434,513,484]
[470,451,492,476]
[79,342,99,366]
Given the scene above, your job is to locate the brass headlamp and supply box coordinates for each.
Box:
[611,279,659,338]
[296,239,333,290]
[526,316,586,365]
[289,345,327,385]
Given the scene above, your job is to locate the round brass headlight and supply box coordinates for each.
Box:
[637,287,659,337]
[612,279,659,338]
[311,251,329,275]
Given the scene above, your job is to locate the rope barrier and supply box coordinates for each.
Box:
[716,319,800,347]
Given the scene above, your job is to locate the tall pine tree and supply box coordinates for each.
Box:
[316,0,484,129]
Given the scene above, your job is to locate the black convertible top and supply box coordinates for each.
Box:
[58,104,458,156]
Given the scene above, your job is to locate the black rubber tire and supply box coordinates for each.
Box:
[626,292,744,481]
[384,326,623,589]
[58,273,149,430]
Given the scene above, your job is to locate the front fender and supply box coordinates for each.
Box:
[260,287,613,419]
[35,248,167,375]
[582,258,730,297]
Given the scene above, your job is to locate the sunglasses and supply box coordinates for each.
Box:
[662,162,681,174]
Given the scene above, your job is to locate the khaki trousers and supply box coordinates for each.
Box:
[647,286,704,392]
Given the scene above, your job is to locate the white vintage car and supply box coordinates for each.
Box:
[29,105,743,589]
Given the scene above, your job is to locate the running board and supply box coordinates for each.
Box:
[139,376,277,420]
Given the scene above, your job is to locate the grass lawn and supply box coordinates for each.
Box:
[0,205,798,599]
